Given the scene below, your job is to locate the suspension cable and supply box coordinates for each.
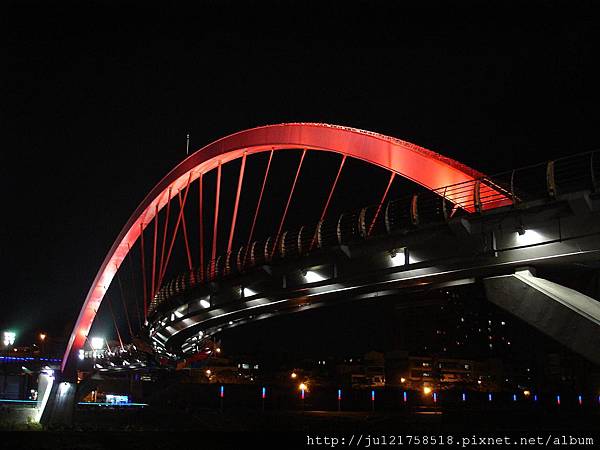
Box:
[272,149,307,258]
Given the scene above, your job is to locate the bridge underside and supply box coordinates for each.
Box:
[484,269,600,366]
[150,190,600,365]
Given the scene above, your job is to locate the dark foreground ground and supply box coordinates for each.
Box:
[1,406,599,449]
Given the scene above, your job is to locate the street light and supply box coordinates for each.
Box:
[3,331,16,347]
[90,337,105,350]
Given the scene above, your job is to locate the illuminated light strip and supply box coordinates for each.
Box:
[262,387,266,399]
[338,389,342,401]
[220,385,224,398]
[78,402,148,406]
[403,391,408,403]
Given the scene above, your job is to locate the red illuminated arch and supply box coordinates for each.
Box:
[62,122,501,374]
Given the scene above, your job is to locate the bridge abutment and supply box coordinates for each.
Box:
[484,269,600,365]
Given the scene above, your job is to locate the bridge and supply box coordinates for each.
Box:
[39,123,600,425]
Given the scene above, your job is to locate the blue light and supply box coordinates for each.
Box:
[488,393,493,402]
[513,394,517,401]
[462,393,466,402]
[534,394,538,402]
[403,391,407,403]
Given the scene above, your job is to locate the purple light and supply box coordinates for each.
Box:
[462,393,466,402]
[534,394,538,402]
[301,388,305,400]
[403,391,407,403]
[262,387,266,399]
[488,393,493,402]
[556,395,560,405]
[220,386,224,398]
[513,394,517,401]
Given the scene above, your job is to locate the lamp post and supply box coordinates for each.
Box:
[39,333,47,355]
[2,331,16,396]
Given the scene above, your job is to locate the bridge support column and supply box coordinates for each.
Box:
[39,377,77,427]
[484,269,600,365]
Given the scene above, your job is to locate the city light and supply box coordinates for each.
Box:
[205,369,212,376]
[423,386,432,395]
[299,383,307,392]
[216,348,221,353]
[291,372,297,379]
[78,349,85,360]
[90,337,104,350]
[523,390,531,397]
[3,331,16,347]
[303,270,326,283]
[39,333,47,341]
[400,377,406,383]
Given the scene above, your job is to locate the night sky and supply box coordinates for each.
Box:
[2,1,599,351]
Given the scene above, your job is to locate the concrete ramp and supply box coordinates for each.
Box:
[484,269,600,366]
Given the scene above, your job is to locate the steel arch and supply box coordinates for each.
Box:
[61,122,497,375]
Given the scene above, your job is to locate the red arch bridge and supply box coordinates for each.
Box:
[40,123,600,424]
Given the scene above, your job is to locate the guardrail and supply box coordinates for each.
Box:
[149,150,600,316]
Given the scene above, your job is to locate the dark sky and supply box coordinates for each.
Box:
[2,1,599,347]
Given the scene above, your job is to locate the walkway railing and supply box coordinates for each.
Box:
[149,150,600,316]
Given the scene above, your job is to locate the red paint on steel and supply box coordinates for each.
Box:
[62,123,506,375]
[178,189,193,270]
[198,173,204,282]
[139,223,148,322]
[151,205,158,300]
[311,154,346,250]
[228,152,247,253]
[272,149,307,258]
[158,174,192,287]
[211,161,222,263]
[158,188,172,284]
[245,149,274,265]
[368,172,396,237]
